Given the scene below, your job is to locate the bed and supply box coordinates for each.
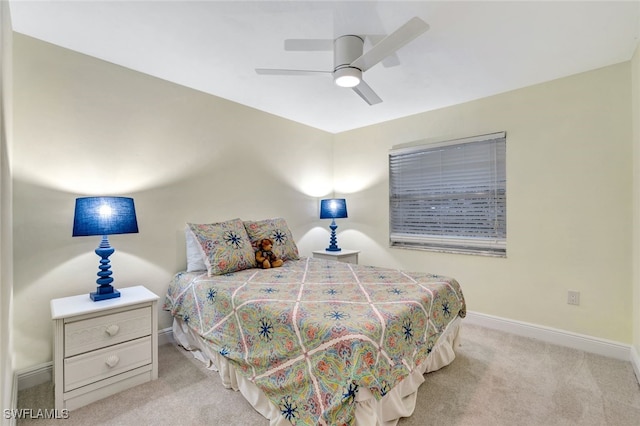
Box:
[163,218,466,425]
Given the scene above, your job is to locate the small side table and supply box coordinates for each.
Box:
[312,249,360,264]
[50,286,159,411]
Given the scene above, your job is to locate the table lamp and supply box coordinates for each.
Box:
[320,198,348,252]
[72,196,139,301]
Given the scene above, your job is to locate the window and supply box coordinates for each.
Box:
[389,132,506,256]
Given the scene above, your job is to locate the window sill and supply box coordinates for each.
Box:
[390,242,506,258]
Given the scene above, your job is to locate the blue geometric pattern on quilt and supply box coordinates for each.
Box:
[164,257,466,425]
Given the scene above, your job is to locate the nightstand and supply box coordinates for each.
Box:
[50,286,159,411]
[312,249,360,264]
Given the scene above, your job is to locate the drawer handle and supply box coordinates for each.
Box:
[105,355,120,368]
[105,324,120,337]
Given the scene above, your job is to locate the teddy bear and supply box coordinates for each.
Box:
[255,238,284,269]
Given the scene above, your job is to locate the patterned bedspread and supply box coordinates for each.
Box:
[163,257,466,425]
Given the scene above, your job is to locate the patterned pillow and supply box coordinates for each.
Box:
[243,218,299,261]
[187,219,257,276]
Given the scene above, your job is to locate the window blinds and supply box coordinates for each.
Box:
[389,132,506,255]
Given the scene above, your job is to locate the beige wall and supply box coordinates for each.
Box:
[334,63,633,343]
[10,33,637,371]
[0,1,13,419]
[632,42,640,361]
[12,34,334,369]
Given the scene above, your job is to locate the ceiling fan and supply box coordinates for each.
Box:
[255,17,429,105]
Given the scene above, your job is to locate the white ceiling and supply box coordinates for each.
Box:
[8,1,640,133]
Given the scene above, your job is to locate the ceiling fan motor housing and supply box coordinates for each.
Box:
[333,35,364,87]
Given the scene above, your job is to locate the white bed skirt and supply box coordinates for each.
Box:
[172,316,462,426]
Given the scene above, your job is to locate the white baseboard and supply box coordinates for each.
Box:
[465,311,632,361]
[16,327,175,392]
[631,345,640,385]
[15,362,52,391]
[158,326,174,346]
[10,369,18,426]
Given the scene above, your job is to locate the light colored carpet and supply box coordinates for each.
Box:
[16,324,640,425]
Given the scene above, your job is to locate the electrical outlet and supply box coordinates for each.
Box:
[567,291,580,306]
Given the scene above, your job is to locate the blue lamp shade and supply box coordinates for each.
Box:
[320,198,347,252]
[73,197,139,301]
[320,198,348,220]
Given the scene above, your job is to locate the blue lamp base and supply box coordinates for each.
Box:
[325,219,342,252]
[90,286,121,301]
[90,235,121,302]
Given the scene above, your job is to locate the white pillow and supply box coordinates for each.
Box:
[185,226,207,272]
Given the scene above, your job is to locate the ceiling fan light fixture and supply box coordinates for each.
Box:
[334,67,361,88]
[256,17,429,105]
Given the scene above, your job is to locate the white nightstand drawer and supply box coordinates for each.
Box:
[65,306,152,356]
[64,336,152,392]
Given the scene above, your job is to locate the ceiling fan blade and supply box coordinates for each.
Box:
[366,35,400,68]
[255,68,331,76]
[351,17,429,72]
[284,39,333,51]
[352,80,382,105]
